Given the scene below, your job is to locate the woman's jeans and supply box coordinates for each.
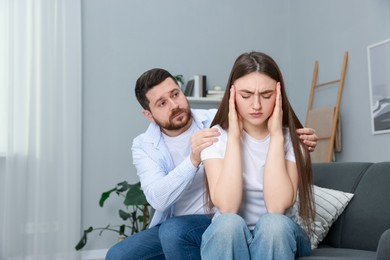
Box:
[105,214,211,260]
[201,213,311,260]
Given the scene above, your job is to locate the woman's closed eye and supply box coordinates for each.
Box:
[241,94,272,99]
[241,94,251,99]
[262,94,273,99]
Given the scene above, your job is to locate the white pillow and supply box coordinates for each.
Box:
[290,185,354,249]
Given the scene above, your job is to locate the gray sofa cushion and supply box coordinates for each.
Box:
[312,162,372,248]
[377,229,390,260]
[339,162,390,251]
[298,247,376,260]
[310,162,390,254]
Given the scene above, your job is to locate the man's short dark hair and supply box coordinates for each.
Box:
[135,68,177,110]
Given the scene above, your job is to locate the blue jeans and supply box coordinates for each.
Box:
[159,214,212,260]
[105,214,211,260]
[105,224,164,260]
[201,213,311,260]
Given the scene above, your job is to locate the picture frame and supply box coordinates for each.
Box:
[367,38,390,134]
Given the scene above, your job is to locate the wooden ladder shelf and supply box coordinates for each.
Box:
[305,51,348,162]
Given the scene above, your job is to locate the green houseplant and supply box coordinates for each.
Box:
[174,74,185,89]
[75,181,151,250]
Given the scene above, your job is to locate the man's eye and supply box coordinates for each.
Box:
[158,101,166,107]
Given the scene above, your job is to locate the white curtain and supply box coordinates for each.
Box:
[0,0,82,259]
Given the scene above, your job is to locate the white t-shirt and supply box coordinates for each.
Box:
[201,125,296,230]
[163,121,206,216]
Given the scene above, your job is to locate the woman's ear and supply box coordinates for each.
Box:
[142,109,155,123]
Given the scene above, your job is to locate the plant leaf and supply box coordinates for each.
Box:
[99,188,116,207]
[116,181,129,192]
[119,209,131,221]
[78,181,151,251]
[174,74,184,85]
[119,224,126,235]
[124,183,148,205]
[75,226,93,251]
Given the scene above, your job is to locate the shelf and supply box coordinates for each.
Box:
[187,97,222,104]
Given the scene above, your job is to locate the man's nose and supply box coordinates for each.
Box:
[169,98,179,108]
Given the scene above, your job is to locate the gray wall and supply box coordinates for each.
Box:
[81,0,390,250]
[287,0,390,162]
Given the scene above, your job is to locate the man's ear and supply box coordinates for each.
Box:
[142,109,155,123]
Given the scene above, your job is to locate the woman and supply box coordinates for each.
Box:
[200,51,315,259]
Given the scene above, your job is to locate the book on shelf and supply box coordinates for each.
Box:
[192,75,207,98]
[184,80,194,96]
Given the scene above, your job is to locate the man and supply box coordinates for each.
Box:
[106,68,318,260]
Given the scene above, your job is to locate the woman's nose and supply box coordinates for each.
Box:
[253,95,261,110]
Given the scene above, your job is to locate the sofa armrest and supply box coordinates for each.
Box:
[376,229,390,260]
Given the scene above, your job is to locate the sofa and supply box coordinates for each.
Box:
[298,161,390,260]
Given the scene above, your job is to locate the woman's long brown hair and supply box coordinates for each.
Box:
[205,51,315,234]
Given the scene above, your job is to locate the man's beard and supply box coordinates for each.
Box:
[154,108,191,131]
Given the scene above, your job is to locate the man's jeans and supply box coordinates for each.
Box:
[105,214,211,260]
[201,213,311,260]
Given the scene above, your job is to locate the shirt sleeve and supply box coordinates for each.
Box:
[132,136,199,212]
[283,128,296,163]
[200,125,227,161]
